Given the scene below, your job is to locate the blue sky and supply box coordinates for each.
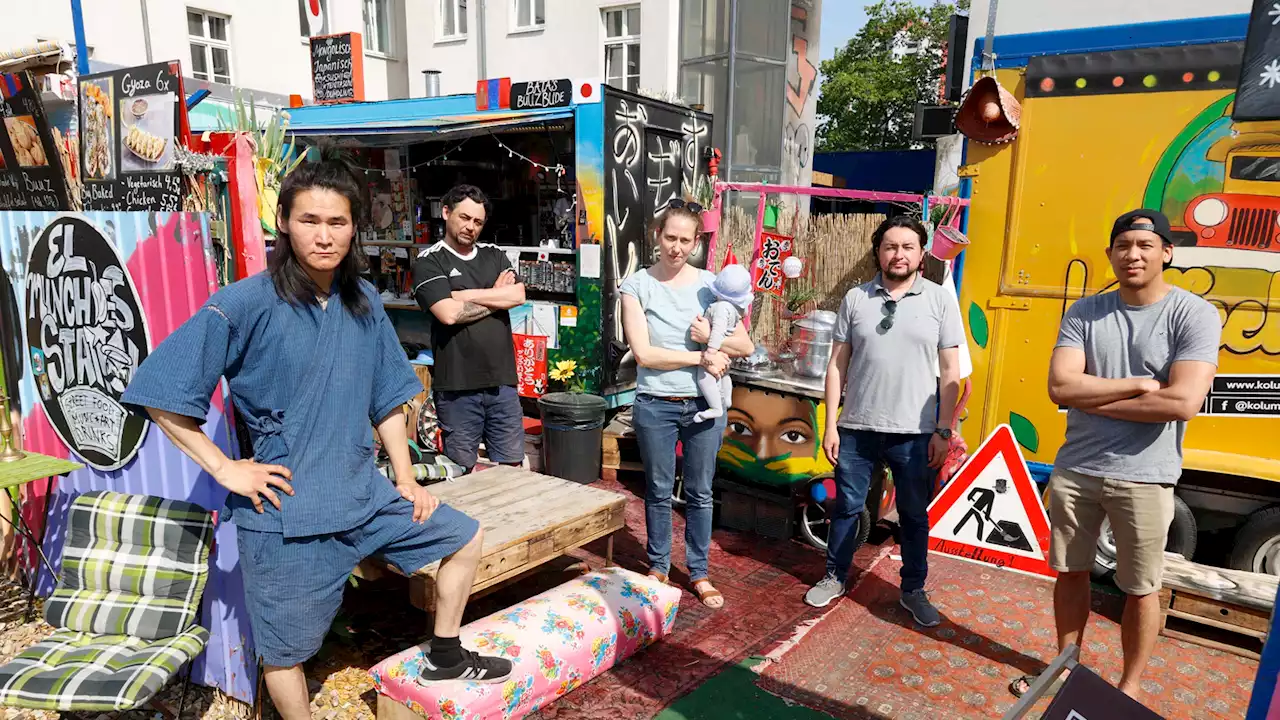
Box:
[819,2,871,66]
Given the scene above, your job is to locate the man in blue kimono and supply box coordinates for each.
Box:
[122,162,511,720]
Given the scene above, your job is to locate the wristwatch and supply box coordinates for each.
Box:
[934,428,953,440]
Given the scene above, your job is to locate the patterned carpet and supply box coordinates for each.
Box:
[755,553,1259,720]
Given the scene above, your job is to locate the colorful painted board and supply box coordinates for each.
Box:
[0,210,255,702]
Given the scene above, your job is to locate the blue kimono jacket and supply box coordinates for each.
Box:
[121,273,423,538]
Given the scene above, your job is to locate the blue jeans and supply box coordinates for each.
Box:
[435,385,526,470]
[632,394,727,581]
[827,429,933,591]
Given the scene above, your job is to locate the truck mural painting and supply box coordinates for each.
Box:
[961,27,1280,577]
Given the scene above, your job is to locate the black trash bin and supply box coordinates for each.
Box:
[538,392,608,484]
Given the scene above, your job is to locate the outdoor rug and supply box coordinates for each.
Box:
[755,553,1258,720]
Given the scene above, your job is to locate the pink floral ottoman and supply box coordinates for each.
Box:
[370,567,680,719]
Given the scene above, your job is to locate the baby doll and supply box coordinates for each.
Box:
[694,264,753,423]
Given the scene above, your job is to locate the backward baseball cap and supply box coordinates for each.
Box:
[1111,209,1173,245]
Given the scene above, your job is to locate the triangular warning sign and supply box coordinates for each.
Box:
[927,424,1055,579]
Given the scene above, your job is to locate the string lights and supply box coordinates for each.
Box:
[490,134,566,177]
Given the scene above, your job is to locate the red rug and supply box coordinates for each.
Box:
[755,553,1258,719]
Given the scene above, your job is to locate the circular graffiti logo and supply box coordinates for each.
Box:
[24,214,151,471]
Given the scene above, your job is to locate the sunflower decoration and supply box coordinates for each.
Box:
[548,359,588,393]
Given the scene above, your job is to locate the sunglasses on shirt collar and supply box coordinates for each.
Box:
[880,299,897,331]
[666,198,704,215]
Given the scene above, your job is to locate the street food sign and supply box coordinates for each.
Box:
[310,32,365,104]
[751,232,793,297]
[24,215,151,470]
[0,71,71,211]
[511,79,572,110]
[513,333,548,398]
[1236,0,1280,120]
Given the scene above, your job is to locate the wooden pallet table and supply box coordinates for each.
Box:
[1158,552,1278,659]
[368,466,628,612]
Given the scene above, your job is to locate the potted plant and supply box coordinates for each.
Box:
[782,286,819,320]
[539,359,608,484]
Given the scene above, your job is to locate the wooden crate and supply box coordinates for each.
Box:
[602,411,644,480]
[1158,553,1278,660]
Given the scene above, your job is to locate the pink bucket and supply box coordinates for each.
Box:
[930,225,970,261]
[700,208,721,232]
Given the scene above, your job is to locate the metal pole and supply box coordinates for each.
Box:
[724,0,738,183]
[476,0,488,81]
[69,0,90,75]
[139,0,154,64]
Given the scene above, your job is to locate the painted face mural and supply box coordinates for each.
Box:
[716,385,834,486]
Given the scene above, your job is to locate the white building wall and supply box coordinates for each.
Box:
[962,1,1252,90]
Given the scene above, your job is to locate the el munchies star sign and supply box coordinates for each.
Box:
[926,425,1055,579]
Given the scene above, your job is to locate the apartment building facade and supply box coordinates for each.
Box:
[0,0,681,103]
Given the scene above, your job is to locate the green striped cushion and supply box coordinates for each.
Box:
[43,491,214,640]
[0,627,208,711]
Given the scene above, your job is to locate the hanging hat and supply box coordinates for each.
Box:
[705,264,754,310]
[954,76,1022,145]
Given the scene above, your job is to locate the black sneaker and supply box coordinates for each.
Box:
[415,647,514,686]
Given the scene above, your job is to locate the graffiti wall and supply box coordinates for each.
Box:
[602,87,713,393]
[781,0,821,191]
[0,211,256,702]
[960,40,1280,470]
[717,384,833,487]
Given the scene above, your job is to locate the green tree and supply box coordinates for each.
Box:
[817,0,967,152]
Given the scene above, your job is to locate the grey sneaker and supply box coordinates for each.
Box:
[900,589,941,627]
[804,573,846,608]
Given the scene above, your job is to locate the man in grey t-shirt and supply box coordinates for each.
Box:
[1012,210,1220,702]
[803,216,965,626]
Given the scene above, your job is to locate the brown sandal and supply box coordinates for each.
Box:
[647,570,669,584]
[692,579,724,609]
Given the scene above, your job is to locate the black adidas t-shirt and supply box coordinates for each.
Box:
[412,242,518,392]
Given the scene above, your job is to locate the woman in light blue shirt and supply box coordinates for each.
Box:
[620,201,754,610]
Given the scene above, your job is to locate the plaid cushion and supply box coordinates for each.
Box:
[0,627,208,711]
[44,491,213,640]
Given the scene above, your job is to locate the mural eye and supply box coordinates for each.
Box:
[728,421,752,437]
[780,430,809,445]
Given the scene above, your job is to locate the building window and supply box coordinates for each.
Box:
[512,0,544,32]
[364,0,392,54]
[298,0,328,37]
[440,0,467,39]
[603,5,640,93]
[188,10,232,84]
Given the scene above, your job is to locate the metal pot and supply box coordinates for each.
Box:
[791,315,836,378]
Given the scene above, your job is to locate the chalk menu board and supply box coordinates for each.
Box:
[1236,0,1280,121]
[0,71,72,211]
[511,79,573,110]
[310,32,365,105]
[79,61,186,212]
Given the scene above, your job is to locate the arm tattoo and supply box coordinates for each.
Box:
[455,301,494,324]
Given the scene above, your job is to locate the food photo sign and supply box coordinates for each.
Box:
[79,61,187,212]
[0,71,72,211]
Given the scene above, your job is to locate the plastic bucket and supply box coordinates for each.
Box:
[930,226,970,261]
[538,392,608,484]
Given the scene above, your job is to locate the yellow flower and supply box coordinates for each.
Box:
[550,360,578,382]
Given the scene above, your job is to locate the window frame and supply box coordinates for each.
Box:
[603,4,641,93]
[510,0,546,34]
[187,9,233,85]
[363,0,394,56]
[438,0,468,41]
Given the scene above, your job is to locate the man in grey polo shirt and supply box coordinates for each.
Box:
[804,216,964,625]
[1009,210,1219,701]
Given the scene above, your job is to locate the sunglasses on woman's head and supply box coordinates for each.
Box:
[667,198,704,215]
[880,299,897,331]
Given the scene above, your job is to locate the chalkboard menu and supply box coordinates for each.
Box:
[0,71,72,211]
[511,79,572,110]
[79,61,187,212]
[310,32,365,105]
[1236,0,1280,121]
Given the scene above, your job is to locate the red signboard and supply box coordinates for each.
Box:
[513,333,548,398]
[751,232,793,297]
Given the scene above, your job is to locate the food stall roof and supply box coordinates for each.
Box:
[285,94,575,138]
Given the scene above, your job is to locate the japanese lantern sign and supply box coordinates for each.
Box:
[513,333,548,398]
[751,232,793,297]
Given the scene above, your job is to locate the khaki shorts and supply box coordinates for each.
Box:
[1047,469,1175,596]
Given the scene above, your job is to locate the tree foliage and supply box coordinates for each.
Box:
[817,0,968,152]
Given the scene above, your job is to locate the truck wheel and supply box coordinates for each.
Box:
[1229,506,1280,575]
[797,474,869,551]
[1092,495,1196,580]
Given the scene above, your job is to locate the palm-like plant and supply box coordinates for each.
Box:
[217,91,307,235]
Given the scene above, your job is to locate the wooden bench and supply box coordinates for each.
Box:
[1159,552,1278,659]
[359,466,628,612]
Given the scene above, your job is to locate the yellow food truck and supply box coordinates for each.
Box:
[958,14,1280,576]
